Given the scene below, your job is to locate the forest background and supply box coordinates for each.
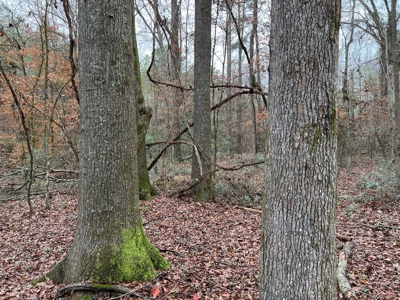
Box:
[0,0,400,299]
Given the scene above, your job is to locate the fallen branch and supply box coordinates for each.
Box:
[359,222,400,231]
[236,206,262,213]
[336,233,353,242]
[337,241,357,300]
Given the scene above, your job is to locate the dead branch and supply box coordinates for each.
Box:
[337,241,357,300]
[336,233,353,242]
[147,89,266,172]
[235,206,262,213]
[60,0,79,104]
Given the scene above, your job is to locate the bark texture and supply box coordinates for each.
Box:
[43,0,168,284]
[260,1,340,299]
[191,0,214,201]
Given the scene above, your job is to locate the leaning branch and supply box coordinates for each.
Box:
[61,0,79,104]
[0,60,34,213]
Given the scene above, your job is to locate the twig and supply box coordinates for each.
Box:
[155,246,182,257]
[359,222,400,230]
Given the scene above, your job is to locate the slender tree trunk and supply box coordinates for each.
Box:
[39,0,169,285]
[236,3,243,155]
[132,12,158,200]
[260,1,340,299]
[249,0,258,157]
[191,0,214,201]
[380,43,389,97]
[343,0,356,173]
[226,8,233,155]
[171,0,183,161]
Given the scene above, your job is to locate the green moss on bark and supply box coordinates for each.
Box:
[139,177,158,200]
[90,227,169,282]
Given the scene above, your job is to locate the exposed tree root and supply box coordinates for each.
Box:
[55,283,135,299]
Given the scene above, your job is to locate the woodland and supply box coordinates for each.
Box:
[0,0,400,299]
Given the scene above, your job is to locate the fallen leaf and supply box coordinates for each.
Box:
[150,286,161,298]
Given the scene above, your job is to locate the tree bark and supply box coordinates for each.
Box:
[191,0,214,201]
[39,0,169,284]
[260,1,340,299]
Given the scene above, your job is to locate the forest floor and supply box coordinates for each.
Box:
[0,156,399,299]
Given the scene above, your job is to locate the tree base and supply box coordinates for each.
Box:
[33,227,169,285]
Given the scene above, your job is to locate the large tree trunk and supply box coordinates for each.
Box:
[41,0,169,284]
[191,0,214,201]
[260,1,340,299]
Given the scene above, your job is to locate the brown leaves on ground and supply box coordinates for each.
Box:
[0,159,399,299]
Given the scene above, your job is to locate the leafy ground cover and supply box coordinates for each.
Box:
[0,157,399,299]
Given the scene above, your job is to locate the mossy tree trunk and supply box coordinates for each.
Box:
[260,1,340,299]
[42,0,168,284]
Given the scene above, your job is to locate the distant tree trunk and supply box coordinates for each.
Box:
[132,12,157,200]
[343,0,356,173]
[390,0,400,161]
[249,0,258,157]
[226,8,233,154]
[236,2,243,155]
[191,0,214,201]
[380,43,389,97]
[260,1,340,299]
[171,0,183,161]
[40,0,169,285]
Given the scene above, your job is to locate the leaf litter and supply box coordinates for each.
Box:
[0,158,399,299]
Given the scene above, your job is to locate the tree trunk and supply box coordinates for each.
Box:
[390,0,400,161]
[249,0,258,157]
[191,0,214,201]
[40,0,169,284]
[226,8,233,155]
[236,2,243,155]
[343,0,356,173]
[260,1,340,299]
[132,11,158,200]
[171,0,183,162]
